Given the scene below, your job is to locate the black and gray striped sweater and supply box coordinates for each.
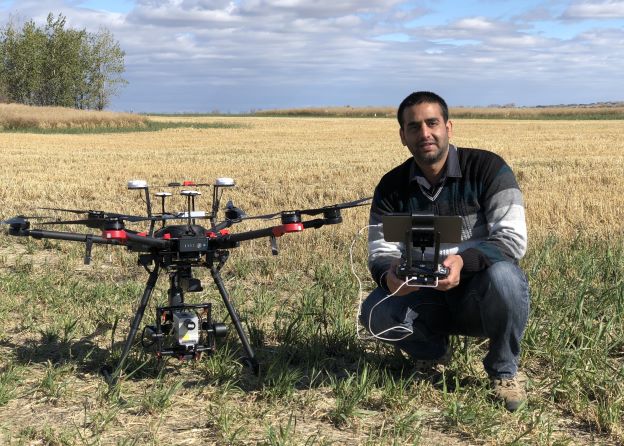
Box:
[368,145,527,287]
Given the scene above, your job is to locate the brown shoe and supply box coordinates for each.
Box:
[490,375,527,412]
[411,346,452,375]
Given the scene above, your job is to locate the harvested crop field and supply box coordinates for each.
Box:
[0,115,622,444]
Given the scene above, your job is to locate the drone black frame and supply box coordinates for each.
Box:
[381,213,462,270]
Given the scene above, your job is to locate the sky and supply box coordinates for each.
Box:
[1,0,623,112]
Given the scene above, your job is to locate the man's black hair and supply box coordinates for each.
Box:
[397,91,449,127]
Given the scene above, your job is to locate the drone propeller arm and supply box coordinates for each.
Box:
[215,215,342,248]
[219,225,286,246]
[27,229,121,245]
[12,226,170,251]
[124,232,171,249]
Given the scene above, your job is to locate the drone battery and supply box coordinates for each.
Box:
[173,312,200,346]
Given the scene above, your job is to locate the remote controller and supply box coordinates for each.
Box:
[396,261,449,287]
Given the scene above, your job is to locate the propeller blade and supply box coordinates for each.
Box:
[154,182,213,188]
[119,214,152,222]
[38,218,107,226]
[37,207,149,222]
[240,197,372,221]
[37,207,89,214]
[299,197,372,216]
[240,211,282,221]
[40,213,212,225]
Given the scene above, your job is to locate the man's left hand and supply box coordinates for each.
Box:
[435,254,463,291]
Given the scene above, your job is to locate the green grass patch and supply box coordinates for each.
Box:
[0,234,622,444]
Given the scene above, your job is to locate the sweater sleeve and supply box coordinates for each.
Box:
[458,161,527,274]
[367,163,410,288]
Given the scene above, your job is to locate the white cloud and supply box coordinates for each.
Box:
[563,0,624,19]
[129,0,241,26]
[489,34,545,47]
[454,16,499,31]
[239,0,403,18]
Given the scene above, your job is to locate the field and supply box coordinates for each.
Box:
[253,104,624,120]
[0,113,623,445]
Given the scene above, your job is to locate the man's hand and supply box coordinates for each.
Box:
[435,254,463,291]
[384,259,420,296]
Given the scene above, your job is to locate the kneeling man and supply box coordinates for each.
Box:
[361,91,530,412]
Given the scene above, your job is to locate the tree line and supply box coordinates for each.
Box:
[0,13,127,110]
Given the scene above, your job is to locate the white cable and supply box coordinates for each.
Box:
[349,224,419,343]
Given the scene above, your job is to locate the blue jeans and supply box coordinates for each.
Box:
[360,261,530,378]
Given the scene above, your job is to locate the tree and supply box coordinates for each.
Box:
[39,13,88,107]
[0,19,47,105]
[0,13,126,109]
[83,28,128,110]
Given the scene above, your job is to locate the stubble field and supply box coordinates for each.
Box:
[0,115,623,445]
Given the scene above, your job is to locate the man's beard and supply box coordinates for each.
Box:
[412,144,447,165]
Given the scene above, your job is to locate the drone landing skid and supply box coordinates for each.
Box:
[106,262,260,384]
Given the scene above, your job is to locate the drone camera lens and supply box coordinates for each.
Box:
[184,319,196,330]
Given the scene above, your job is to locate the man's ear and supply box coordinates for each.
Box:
[446,119,453,139]
[399,127,406,146]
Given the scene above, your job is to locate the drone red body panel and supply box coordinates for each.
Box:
[104,229,128,241]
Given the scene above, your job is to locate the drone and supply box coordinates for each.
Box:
[1,178,370,381]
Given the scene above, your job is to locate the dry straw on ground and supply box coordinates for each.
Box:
[1,114,622,240]
[0,113,623,444]
[0,103,148,130]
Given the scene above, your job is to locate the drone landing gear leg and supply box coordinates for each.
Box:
[210,266,260,375]
[103,264,161,384]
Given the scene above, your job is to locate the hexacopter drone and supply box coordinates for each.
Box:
[1,178,370,381]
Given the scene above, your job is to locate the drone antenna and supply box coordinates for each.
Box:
[155,192,172,228]
[211,177,235,227]
[128,180,155,234]
[181,190,200,227]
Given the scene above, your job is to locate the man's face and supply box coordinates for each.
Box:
[399,102,453,166]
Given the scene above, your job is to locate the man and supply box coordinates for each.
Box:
[360,91,530,412]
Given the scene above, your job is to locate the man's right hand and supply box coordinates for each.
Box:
[385,259,419,296]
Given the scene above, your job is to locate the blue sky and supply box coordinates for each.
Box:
[1,0,623,112]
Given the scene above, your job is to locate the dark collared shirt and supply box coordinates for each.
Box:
[410,145,463,201]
